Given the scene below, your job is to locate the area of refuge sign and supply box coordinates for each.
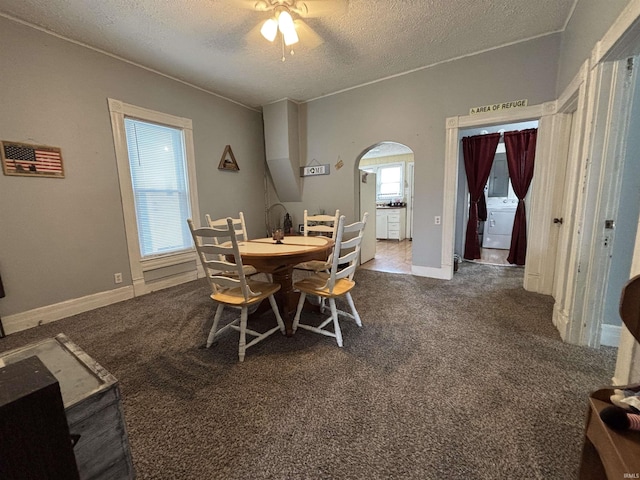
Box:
[470,99,528,115]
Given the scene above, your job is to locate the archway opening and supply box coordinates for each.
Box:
[356,141,414,274]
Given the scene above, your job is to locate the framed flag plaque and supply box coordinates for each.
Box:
[1,141,65,178]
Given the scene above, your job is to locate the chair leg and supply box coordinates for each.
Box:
[319,297,327,314]
[238,307,248,362]
[329,298,343,347]
[292,292,307,333]
[345,292,362,327]
[207,304,225,348]
[268,294,286,334]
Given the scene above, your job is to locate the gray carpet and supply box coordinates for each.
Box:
[0,262,616,479]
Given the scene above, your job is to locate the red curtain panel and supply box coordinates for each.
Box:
[462,133,501,260]
[504,128,538,265]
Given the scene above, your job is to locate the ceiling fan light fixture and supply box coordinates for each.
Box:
[283,28,299,46]
[277,10,298,45]
[260,18,278,42]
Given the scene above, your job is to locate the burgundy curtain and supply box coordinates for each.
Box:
[504,128,537,265]
[462,133,501,260]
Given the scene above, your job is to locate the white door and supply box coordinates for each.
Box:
[360,171,377,264]
[406,162,414,239]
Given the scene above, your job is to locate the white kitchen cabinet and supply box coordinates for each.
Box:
[376,208,406,240]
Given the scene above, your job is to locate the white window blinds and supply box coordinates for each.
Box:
[124,118,192,258]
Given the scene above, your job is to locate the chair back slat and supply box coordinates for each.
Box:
[188,218,258,300]
[303,209,340,238]
[324,213,369,291]
[205,212,248,242]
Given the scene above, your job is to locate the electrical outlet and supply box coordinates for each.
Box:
[434,216,441,225]
[114,273,123,284]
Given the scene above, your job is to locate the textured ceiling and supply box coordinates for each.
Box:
[0,0,577,109]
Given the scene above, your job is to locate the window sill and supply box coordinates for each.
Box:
[140,250,197,272]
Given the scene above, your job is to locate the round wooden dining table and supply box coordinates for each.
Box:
[236,236,334,335]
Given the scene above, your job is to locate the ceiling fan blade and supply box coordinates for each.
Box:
[294,0,348,17]
[245,21,268,44]
[294,19,324,49]
[229,0,271,11]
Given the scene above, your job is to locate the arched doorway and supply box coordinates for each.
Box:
[355,141,415,274]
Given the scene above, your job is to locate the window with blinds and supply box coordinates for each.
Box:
[124,118,192,258]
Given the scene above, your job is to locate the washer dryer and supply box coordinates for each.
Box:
[482,207,516,250]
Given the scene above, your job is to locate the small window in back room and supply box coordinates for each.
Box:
[124,118,192,258]
[378,164,403,199]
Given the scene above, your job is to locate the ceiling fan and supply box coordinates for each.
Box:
[234,0,348,60]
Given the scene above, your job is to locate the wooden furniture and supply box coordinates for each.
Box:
[0,355,80,479]
[0,270,5,337]
[0,334,135,480]
[204,213,257,277]
[205,212,248,241]
[188,218,285,362]
[376,207,406,240]
[580,387,640,479]
[235,235,334,335]
[302,209,340,237]
[293,213,368,347]
[295,209,340,273]
[579,274,640,479]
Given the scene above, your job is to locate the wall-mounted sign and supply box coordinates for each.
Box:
[1,140,65,178]
[470,99,528,115]
[300,164,330,177]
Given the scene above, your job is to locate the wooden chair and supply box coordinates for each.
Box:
[187,218,285,362]
[204,212,257,277]
[205,212,248,242]
[294,209,340,273]
[292,213,369,347]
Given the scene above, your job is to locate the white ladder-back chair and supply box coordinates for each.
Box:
[205,212,248,242]
[187,218,285,362]
[292,213,369,347]
[294,209,340,273]
[204,212,257,277]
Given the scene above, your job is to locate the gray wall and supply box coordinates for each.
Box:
[0,17,266,316]
[556,0,630,94]
[288,35,560,269]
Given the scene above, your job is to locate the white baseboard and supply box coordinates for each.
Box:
[3,286,135,335]
[3,270,205,336]
[600,323,622,347]
[523,272,540,293]
[411,264,453,280]
[553,304,569,341]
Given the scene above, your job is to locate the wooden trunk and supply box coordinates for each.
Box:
[0,355,80,479]
[0,334,135,480]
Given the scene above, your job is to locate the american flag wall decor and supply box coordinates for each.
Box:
[1,141,65,178]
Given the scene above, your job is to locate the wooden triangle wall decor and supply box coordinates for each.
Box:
[218,145,239,171]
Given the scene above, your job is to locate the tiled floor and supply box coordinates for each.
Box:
[359,242,515,274]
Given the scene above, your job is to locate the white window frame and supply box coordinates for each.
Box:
[108,98,201,295]
[376,162,404,200]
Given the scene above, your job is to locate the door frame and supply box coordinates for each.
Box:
[443,102,558,286]
[592,0,640,384]
[573,58,637,348]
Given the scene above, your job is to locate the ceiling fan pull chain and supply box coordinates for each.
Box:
[281,35,286,62]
